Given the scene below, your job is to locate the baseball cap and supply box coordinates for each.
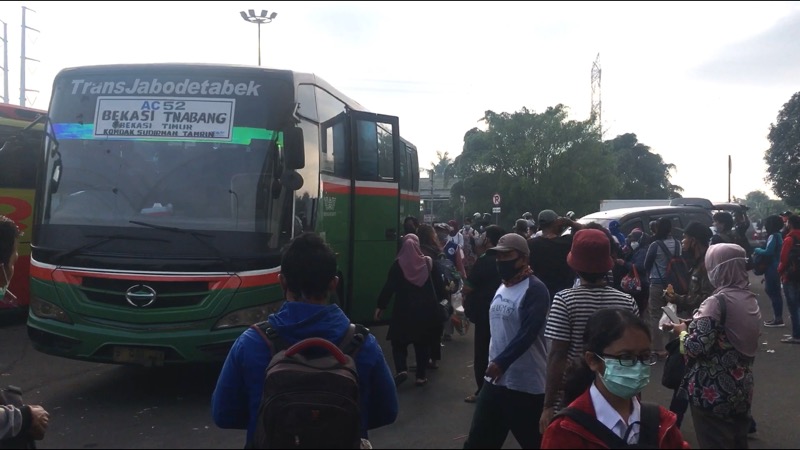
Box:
[781,210,793,217]
[538,209,558,225]
[487,233,530,257]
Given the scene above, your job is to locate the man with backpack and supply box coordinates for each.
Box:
[778,214,800,344]
[211,232,398,448]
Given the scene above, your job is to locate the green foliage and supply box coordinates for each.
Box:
[447,105,680,221]
[765,91,800,207]
[742,190,789,222]
[606,133,683,199]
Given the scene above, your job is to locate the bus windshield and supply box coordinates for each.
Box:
[36,67,298,267]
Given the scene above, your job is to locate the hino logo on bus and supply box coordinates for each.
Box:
[125,284,158,308]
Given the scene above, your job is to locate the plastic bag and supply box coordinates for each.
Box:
[450,292,469,336]
[659,302,678,329]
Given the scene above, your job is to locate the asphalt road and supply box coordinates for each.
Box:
[1,273,798,448]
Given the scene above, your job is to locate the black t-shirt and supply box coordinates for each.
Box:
[463,253,501,325]
[529,234,576,300]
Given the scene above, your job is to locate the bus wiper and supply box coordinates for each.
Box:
[55,234,169,263]
[129,220,232,270]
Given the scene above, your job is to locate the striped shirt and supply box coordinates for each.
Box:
[544,286,639,360]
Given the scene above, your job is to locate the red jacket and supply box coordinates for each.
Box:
[541,389,689,449]
[778,230,800,282]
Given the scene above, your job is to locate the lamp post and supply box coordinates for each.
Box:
[240,9,277,66]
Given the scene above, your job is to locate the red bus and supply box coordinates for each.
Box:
[0,103,45,311]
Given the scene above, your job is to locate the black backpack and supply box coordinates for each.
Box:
[250,323,369,449]
[556,402,661,448]
[654,239,691,295]
[433,253,462,294]
[786,236,800,283]
[0,386,36,449]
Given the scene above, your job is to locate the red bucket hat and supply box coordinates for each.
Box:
[567,229,614,273]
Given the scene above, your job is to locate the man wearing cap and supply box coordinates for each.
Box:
[538,229,639,434]
[528,210,585,301]
[463,233,550,449]
[447,219,464,249]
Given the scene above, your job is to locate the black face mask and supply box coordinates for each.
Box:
[496,259,521,281]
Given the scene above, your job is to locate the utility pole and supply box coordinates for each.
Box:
[19,6,40,107]
[590,53,602,139]
[728,155,732,203]
[0,20,8,104]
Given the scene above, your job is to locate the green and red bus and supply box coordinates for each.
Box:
[0,103,45,312]
[28,64,420,365]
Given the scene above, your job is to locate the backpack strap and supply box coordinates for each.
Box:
[637,402,661,447]
[338,324,370,357]
[250,321,290,355]
[556,407,628,448]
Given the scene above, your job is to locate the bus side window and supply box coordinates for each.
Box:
[0,137,39,189]
[398,143,408,190]
[321,114,349,178]
[356,120,378,181]
[377,124,394,180]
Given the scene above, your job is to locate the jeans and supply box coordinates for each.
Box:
[764,267,783,321]
[463,382,544,449]
[647,283,668,351]
[782,281,800,339]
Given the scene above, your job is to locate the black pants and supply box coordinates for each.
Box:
[391,340,429,380]
[429,321,444,361]
[472,321,490,395]
[669,388,688,428]
[463,382,544,449]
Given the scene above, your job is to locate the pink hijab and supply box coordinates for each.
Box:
[397,234,432,287]
[694,243,761,357]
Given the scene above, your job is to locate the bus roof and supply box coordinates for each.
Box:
[55,63,371,113]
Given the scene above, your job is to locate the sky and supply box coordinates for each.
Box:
[1,1,799,205]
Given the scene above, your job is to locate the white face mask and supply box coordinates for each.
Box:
[630,242,640,251]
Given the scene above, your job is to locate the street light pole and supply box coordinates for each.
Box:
[240,9,277,66]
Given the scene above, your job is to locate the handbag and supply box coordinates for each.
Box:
[427,272,451,323]
[661,338,685,389]
[620,265,642,294]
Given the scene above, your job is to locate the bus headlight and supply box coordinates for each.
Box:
[30,297,73,324]
[213,302,284,330]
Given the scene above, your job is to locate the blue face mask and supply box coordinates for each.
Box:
[595,355,651,399]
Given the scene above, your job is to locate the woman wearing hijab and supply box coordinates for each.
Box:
[664,243,761,449]
[375,234,447,387]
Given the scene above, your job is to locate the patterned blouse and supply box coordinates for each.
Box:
[678,300,755,418]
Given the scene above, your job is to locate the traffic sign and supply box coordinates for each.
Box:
[492,193,501,206]
[492,207,501,214]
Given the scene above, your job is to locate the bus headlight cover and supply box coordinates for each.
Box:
[213,302,284,330]
[30,297,73,324]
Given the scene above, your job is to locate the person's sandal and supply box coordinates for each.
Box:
[464,394,477,403]
[415,378,428,387]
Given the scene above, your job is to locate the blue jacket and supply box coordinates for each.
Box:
[211,302,398,446]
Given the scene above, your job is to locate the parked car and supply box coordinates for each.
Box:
[670,198,765,251]
[578,205,714,241]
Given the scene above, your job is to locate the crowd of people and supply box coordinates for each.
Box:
[3,205,799,449]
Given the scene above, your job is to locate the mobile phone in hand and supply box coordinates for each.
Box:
[661,306,681,324]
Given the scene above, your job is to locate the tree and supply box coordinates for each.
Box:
[606,133,683,199]
[453,105,616,220]
[743,190,789,222]
[765,91,800,206]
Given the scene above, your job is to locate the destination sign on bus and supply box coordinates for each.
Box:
[93,96,235,140]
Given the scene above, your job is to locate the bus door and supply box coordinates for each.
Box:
[348,111,400,323]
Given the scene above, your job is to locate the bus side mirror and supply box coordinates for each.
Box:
[284,127,305,170]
